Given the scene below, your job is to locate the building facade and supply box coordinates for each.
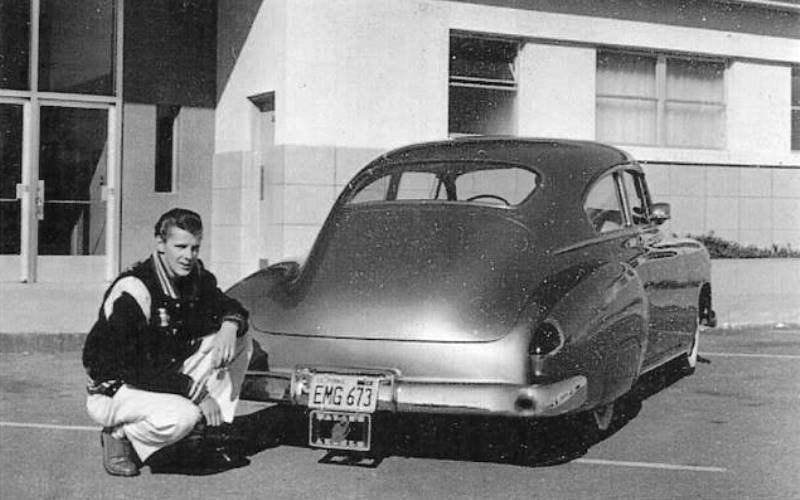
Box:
[0,0,217,283]
[1,0,799,290]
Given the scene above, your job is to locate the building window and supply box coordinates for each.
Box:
[0,1,30,90]
[792,66,800,151]
[155,105,180,193]
[449,34,518,136]
[38,0,116,95]
[597,51,725,149]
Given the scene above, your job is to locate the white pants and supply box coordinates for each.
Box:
[86,333,253,461]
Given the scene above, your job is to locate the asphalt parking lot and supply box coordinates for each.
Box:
[1,326,798,500]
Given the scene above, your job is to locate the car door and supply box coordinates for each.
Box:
[618,170,690,363]
[582,171,656,363]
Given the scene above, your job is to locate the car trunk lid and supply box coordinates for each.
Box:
[252,204,540,342]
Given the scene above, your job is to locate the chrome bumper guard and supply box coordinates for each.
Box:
[242,368,588,418]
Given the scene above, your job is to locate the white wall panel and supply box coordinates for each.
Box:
[282,0,449,148]
[216,0,286,153]
[446,2,800,64]
[727,63,791,154]
[517,43,595,139]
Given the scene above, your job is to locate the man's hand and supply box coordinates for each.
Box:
[212,320,238,368]
[198,395,223,426]
[188,373,210,403]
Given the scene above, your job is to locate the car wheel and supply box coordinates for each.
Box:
[677,318,700,375]
[569,400,618,447]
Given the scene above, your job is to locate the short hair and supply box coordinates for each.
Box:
[154,208,203,239]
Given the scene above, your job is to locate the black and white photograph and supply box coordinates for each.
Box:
[1,1,798,498]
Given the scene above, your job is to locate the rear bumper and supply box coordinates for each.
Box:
[241,369,587,418]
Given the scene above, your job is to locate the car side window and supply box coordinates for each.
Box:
[348,163,538,206]
[620,171,650,226]
[584,174,624,233]
[396,172,445,200]
[350,174,391,203]
[455,168,538,205]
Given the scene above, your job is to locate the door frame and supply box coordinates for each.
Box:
[1,98,121,283]
[35,100,120,283]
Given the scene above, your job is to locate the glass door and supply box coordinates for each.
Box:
[0,0,121,283]
[0,103,24,281]
[36,105,109,281]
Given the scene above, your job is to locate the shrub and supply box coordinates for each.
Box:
[686,232,800,259]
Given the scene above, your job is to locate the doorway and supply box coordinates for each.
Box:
[0,101,118,282]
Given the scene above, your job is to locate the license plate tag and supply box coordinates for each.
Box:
[309,410,371,452]
[308,373,379,412]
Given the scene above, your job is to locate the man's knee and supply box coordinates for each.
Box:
[86,394,114,427]
[145,399,201,441]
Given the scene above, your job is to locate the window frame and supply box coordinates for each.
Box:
[0,0,123,283]
[596,50,727,149]
[618,169,653,227]
[448,33,520,137]
[583,167,658,235]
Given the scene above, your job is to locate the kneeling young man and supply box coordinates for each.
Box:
[82,208,252,476]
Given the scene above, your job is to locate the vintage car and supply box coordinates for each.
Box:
[228,137,715,454]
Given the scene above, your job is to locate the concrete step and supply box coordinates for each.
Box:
[0,282,106,334]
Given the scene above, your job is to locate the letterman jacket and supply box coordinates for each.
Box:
[82,253,248,397]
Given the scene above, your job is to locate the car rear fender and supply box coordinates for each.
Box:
[225,264,292,312]
[524,261,648,407]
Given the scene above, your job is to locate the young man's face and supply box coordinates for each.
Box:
[156,226,201,277]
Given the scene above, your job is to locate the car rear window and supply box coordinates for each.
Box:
[348,162,538,207]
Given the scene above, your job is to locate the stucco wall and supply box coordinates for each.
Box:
[121,104,215,268]
[450,0,800,40]
[727,62,791,154]
[212,0,452,286]
[212,0,285,285]
[446,1,800,64]
[124,0,217,107]
[215,0,284,154]
[210,144,383,288]
[212,0,800,287]
[642,163,800,249]
[281,0,449,148]
[711,258,800,326]
[517,43,596,139]
[263,145,383,256]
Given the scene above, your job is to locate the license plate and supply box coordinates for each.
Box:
[308,373,379,412]
[309,410,371,452]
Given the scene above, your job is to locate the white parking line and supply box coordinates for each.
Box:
[575,458,727,473]
[0,421,99,432]
[2,421,727,473]
[702,352,800,360]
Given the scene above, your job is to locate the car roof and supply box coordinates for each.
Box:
[372,137,638,188]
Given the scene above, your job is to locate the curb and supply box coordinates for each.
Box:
[0,333,87,353]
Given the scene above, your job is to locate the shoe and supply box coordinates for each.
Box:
[147,441,249,474]
[101,428,140,477]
